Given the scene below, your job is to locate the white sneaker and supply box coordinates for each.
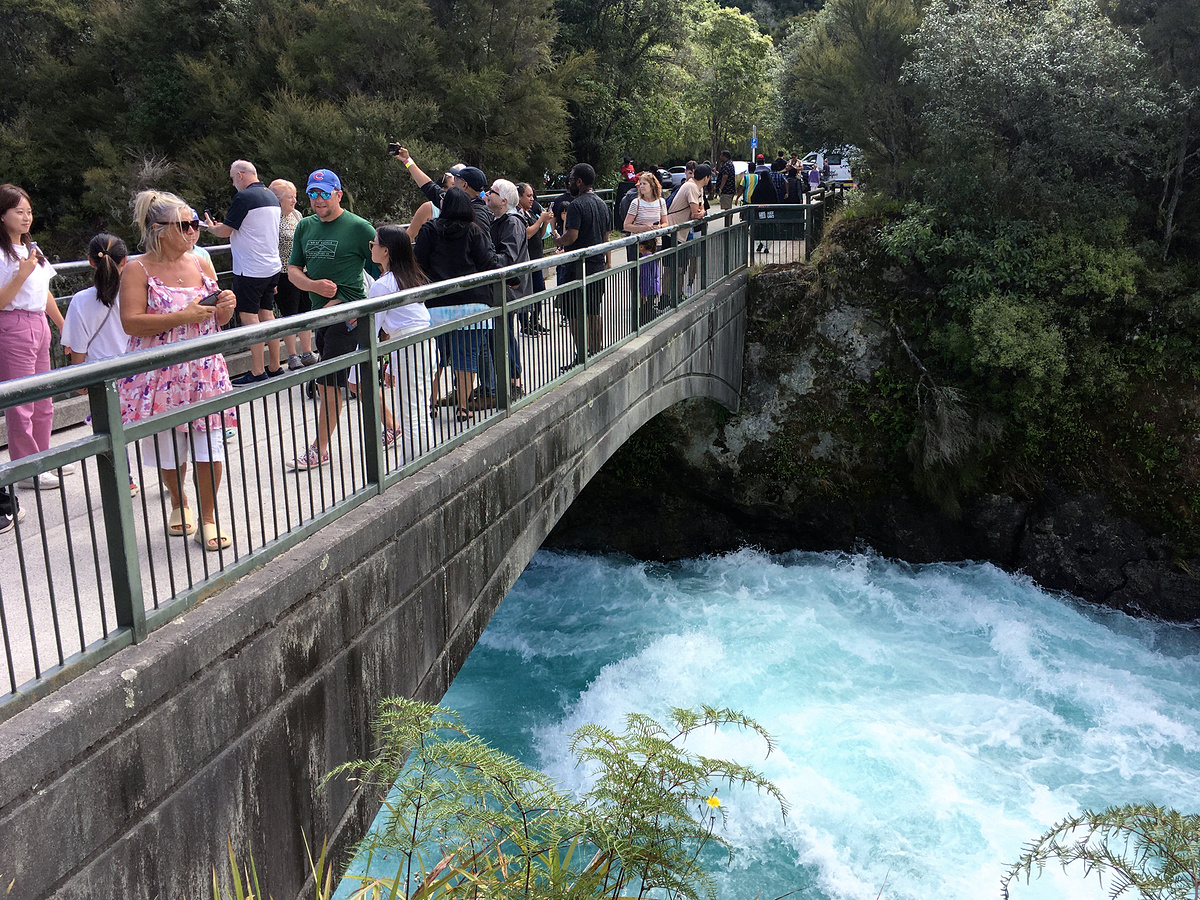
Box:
[19,472,60,490]
[59,463,76,475]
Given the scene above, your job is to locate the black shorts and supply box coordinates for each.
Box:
[313,320,361,387]
[565,275,605,318]
[274,272,311,318]
[233,273,280,315]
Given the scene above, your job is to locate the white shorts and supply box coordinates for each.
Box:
[141,427,226,469]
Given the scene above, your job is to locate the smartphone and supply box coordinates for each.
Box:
[198,291,221,307]
[387,141,402,157]
[28,240,40,261]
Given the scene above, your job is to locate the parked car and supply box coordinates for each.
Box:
[801,148,856,184]
[665,166,689,190]
[655,168,673,189]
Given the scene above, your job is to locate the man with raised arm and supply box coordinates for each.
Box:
[390,145,493,237]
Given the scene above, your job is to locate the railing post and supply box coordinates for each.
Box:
[805,202,814,262]
[87,381,146,641]
[359,318,384,489]
[575,267,589,368]
[494,280,510,410]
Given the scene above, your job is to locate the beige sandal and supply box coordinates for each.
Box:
[196,522,231,552]
[168,506,196,536]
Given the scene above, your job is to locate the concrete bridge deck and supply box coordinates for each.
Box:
[0,250,750,900]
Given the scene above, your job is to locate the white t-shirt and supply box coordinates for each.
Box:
[61,286,131,361]
[627,197,667,231]
[0,244,56,312]
[373,271,431,335]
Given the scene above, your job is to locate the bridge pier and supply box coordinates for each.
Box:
[0,273,746,900]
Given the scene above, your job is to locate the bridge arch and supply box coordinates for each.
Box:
[0,272,746,900]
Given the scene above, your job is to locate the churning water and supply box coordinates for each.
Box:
[346,549,1200,899]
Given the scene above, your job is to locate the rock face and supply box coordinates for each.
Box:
[545,265,1200,622]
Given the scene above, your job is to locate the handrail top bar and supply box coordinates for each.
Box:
[1,209,747,405]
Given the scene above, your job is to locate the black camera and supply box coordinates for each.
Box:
[387,141,402,157]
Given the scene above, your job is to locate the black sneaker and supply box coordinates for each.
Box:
[0,506,25,535]
[266,367,286,378]
[233,371,269,387]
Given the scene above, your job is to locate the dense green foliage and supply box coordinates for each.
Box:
[1002,804,1200,899]
[771,0,1200,549]
[327,699,786,900]
[2,0,574,256]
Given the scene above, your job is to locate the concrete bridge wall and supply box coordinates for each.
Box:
[0,273,746,900]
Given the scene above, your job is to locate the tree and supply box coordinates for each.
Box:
[692,5,776,164]
[904,0,1161,221]
[556,0,691,171]
[330,699,787,900]
[776,0,924,191]
[1107,0,1200,259]
[1003,804,1200,899]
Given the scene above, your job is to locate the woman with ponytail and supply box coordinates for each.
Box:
[0,184,67,509]
[62,234,131,365]
[61,234,139,497]
[118,190,237,551]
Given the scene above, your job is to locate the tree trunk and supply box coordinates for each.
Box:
[1161,114,1191,261]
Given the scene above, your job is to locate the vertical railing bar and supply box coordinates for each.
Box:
[261,389,281,541]
[79,459,111,636]
[88,381,147,641]
[56,467,88,653]
[12,508,41,678]
[273,389,294,535]
[236,400,256,555]
[136,440,168,608]
[209,422,233,566]
[31,482,66,666]
[0,550,17,693]
[185,428,212,582]
[360,321,384,490]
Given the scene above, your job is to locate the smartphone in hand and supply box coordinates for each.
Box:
[198,291,221,307]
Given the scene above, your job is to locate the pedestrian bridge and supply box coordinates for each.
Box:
[0,204,817,900]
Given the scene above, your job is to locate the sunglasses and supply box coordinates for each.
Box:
[159,219,201,232]
[307,189,334,199]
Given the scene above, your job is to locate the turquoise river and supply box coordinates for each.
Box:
[338,549,1200,899]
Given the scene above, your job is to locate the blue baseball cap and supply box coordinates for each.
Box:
[306,169,342,192]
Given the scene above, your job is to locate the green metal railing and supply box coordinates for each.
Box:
[0,206,785,721]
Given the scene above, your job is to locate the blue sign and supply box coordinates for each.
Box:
[751,138,758,149]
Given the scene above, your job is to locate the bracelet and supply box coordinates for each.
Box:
[404,158,415,169]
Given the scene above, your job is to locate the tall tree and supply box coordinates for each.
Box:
[776,0,924,191]
[693,5,776,164]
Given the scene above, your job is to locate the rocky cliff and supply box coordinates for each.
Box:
[545,242,1200,622]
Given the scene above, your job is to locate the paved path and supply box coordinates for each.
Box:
[1,225,801,696]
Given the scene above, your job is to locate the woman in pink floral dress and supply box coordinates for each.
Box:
[119,190,237,552]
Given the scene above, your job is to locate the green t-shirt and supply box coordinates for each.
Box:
[288,210,376,308]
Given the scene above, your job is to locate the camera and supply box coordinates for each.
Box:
[387,141,402,157]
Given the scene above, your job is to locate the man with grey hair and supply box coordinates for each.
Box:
[483,177,530,400]
[205,159,283,384]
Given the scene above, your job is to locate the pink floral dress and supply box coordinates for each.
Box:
[117,259,235,433]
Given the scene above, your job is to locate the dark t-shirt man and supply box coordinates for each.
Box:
[718,160,737,195]
[564,191,611,276]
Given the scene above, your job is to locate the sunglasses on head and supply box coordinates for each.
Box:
[307,189,334,199]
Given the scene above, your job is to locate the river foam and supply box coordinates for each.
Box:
[349,549,1200,899]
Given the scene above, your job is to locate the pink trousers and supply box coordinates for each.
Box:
[0,309,54,461]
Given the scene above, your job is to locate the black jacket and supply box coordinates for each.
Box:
[491,211,531,299]
[413,219,499,308]
[420,182,495,239]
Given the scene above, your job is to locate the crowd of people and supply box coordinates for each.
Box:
[0,150,641,539]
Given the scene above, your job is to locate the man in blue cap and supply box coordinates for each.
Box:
[285,168,376,471]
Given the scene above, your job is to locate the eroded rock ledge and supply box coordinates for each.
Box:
[545,267,1200,622]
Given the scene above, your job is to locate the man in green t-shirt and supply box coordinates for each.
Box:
[286,168,376,471]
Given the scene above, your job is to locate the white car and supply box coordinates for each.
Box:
[665,166,689,189]
[802,149,855,184]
